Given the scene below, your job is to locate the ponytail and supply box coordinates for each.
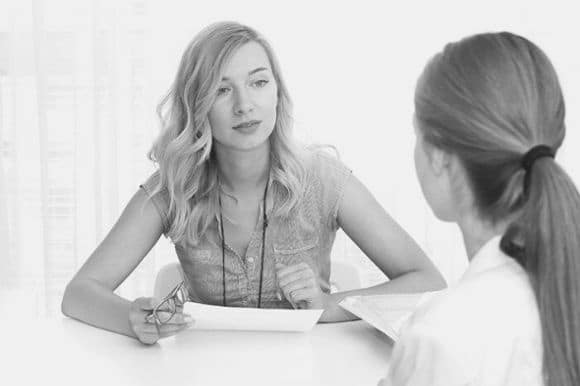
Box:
[502,158,580,385]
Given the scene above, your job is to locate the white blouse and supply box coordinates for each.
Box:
[380,236,543,386]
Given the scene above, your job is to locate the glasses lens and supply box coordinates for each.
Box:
[153,297,176,324]
[150,282,188,326]
[156,309,176,324]
[175,288,187,305]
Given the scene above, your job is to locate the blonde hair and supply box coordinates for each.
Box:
[147,21,306,246]
[415,32,580,385]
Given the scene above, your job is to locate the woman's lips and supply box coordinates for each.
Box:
[233,120,262,132]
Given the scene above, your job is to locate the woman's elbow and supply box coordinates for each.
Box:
[61,279,87,318]
[61,281,76,318]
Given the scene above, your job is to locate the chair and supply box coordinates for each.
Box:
[329,260,361,292]
[153,262,185,300]
[153,260,361,299]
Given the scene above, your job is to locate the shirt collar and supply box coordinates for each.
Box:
[461,235,511,280]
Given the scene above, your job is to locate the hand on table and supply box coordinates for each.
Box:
[275,262,330,310]
[129,297,193,345]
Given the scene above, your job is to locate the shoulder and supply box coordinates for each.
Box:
[391,258,542,385]
[303,146,350,173]
[409,259,540,343]
[139,169,171,234]
[300,146,352,188]
[397,259,543,384]
[140,169,164,195]
[290,146,353,229]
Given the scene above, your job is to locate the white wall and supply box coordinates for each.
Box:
[1,0,579,315]
[142,0,580,285]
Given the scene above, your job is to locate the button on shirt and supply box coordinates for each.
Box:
[140,150,352,309]
[382,236,543,386]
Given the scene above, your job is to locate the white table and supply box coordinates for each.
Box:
[4,318,393,386]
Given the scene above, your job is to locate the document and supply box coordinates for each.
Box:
[183,302,324,332]
[339,292,440,341]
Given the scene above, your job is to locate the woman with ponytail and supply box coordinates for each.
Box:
[61,21,445,345]
[379,32,579,385]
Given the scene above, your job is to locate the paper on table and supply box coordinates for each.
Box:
[339,292,440,341]
[183,302,324,332]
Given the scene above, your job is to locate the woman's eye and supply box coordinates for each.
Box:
[217,87,231,96]
[253,79,269,88]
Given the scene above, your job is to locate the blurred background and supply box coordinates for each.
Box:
[1,0,578,318]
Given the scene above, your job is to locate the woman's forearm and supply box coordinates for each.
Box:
[320,269,446,322]
[61,278,137,338]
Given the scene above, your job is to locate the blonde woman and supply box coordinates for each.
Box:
[380,32,580,385]
[61,21,445,345]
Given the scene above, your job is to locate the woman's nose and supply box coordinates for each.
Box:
[233,89,254,115]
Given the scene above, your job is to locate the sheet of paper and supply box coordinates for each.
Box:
[339,292,440,341]
[183,302,324,332]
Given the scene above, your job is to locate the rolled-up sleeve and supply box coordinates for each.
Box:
[139,170,171,235]
[310,150,352,231]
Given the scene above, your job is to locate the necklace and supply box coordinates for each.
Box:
[218,176,269,307]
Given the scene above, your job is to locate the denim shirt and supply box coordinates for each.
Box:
[140,150,351,309]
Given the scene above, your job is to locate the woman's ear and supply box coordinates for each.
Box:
[424,142,451,177]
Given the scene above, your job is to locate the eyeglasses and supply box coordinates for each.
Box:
[145,281,189,326]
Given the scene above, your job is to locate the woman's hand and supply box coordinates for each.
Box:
[275,262,330,310]
[129,297,193,345]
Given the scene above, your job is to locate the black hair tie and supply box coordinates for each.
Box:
[521,145,554,172]
[521,145,555,195]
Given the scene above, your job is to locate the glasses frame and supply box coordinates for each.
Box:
[145,281,189,327]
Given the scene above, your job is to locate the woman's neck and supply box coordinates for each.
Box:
[456,211,508,261]
[214,142,270,195]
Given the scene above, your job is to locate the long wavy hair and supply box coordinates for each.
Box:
[415,32,579,385]
[147,21,306,246]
